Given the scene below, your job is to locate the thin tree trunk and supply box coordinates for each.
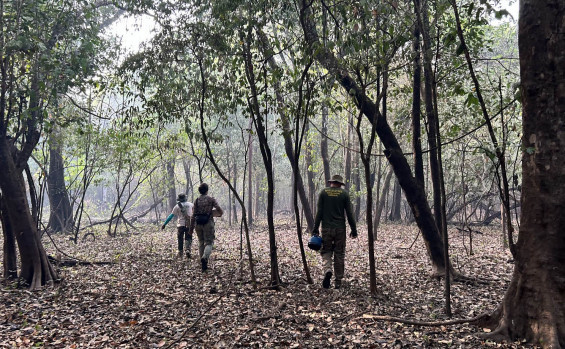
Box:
[412,0,424,187]
[196,58,256,287]
[247,119,254,227]
[374,168,394,238]
[166,160,176,211]
[321,103,331,183]
[257,28,315,230]
[389,179,402,221]
[242,29,281,288]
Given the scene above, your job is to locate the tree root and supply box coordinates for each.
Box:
[342,312,489,327]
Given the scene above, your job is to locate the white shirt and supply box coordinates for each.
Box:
[172,201,194,227]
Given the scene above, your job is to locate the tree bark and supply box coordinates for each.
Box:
[321,103,331,183]
[257,28,315,230]
[388,179,402,221]
[411,0,424,188]
[1,194,18,279]
[0,137,58,289]
[484,1,565,346]
[166,160,176,211]
[47,129,73,233]
[242,29,281,288]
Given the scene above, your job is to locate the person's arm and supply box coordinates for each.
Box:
[344,192,357,237]
[189,199,197,233]
[312,191,324,236]
[162,213,174,229]
[212,198,223,217]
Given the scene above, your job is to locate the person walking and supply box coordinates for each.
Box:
[189,183,223,272]
[161,193,194,259]
[311,174,357,289]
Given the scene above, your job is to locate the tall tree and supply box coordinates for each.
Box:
[0,0,112,289]
[484,0,565,346]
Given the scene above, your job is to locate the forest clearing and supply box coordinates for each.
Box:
[0,221,528,348]
[1,0,564,347]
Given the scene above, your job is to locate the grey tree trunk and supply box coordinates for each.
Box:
[166,160,176,211]
[47,130,73,233]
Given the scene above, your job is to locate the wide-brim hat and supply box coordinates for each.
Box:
[328,174,345,186]
[177,193,187,202]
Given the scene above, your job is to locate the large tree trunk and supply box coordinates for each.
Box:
[47,129,73,233]
[0,138,58,289]
[1,194,18,279]
[484,1,565,347]
[299,1,448,274]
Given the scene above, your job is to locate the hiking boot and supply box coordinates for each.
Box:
[335,280,342,289]
[322,271,332,289]
[186,252,191,260]
[201,258,208,272]
[177,252,183,259]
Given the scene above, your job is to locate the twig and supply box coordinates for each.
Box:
[398,230,421,250]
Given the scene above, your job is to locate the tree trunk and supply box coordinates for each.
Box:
[304,123,316,217]
[374,168,394,238]
[389,179,402,221]
[243,30,281,288]
[166,160,176,211]
[353,144,361,221]
[416,0,442,230]
[344,114,352,189]
[484,1,565,346]
[0,138,58,289]
[257,28,316,230]
[412,0,424,187]
[321,103,331,183]
[247,121,254,227]
[1,194,18,279]
[47,130,73,233]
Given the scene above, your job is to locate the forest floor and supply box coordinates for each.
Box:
[1,220,535,348]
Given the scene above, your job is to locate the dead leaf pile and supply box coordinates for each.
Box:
[0,221,536,348]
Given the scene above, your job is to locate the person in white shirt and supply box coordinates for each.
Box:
[161,193,194,259]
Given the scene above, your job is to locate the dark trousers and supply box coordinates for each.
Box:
[320,227,347,281]
[177,226,193,254]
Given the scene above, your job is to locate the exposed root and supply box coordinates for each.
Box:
[341,312,489,327]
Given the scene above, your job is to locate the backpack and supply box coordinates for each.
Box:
[193,198,210,225]
[178,202,192,227]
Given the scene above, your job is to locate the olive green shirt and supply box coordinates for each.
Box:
[313,187,357,230]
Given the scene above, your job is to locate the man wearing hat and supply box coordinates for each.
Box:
[162,193,194,259]
[312,174,358,289]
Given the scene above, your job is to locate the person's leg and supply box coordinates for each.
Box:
[196,226,205,259]
[202,221,216,261]
[320,228,336,288]
[333,228,347,288]
[177,227,185,257]
[185,228,193,259]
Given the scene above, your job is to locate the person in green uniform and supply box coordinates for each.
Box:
[312,174,357,289]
